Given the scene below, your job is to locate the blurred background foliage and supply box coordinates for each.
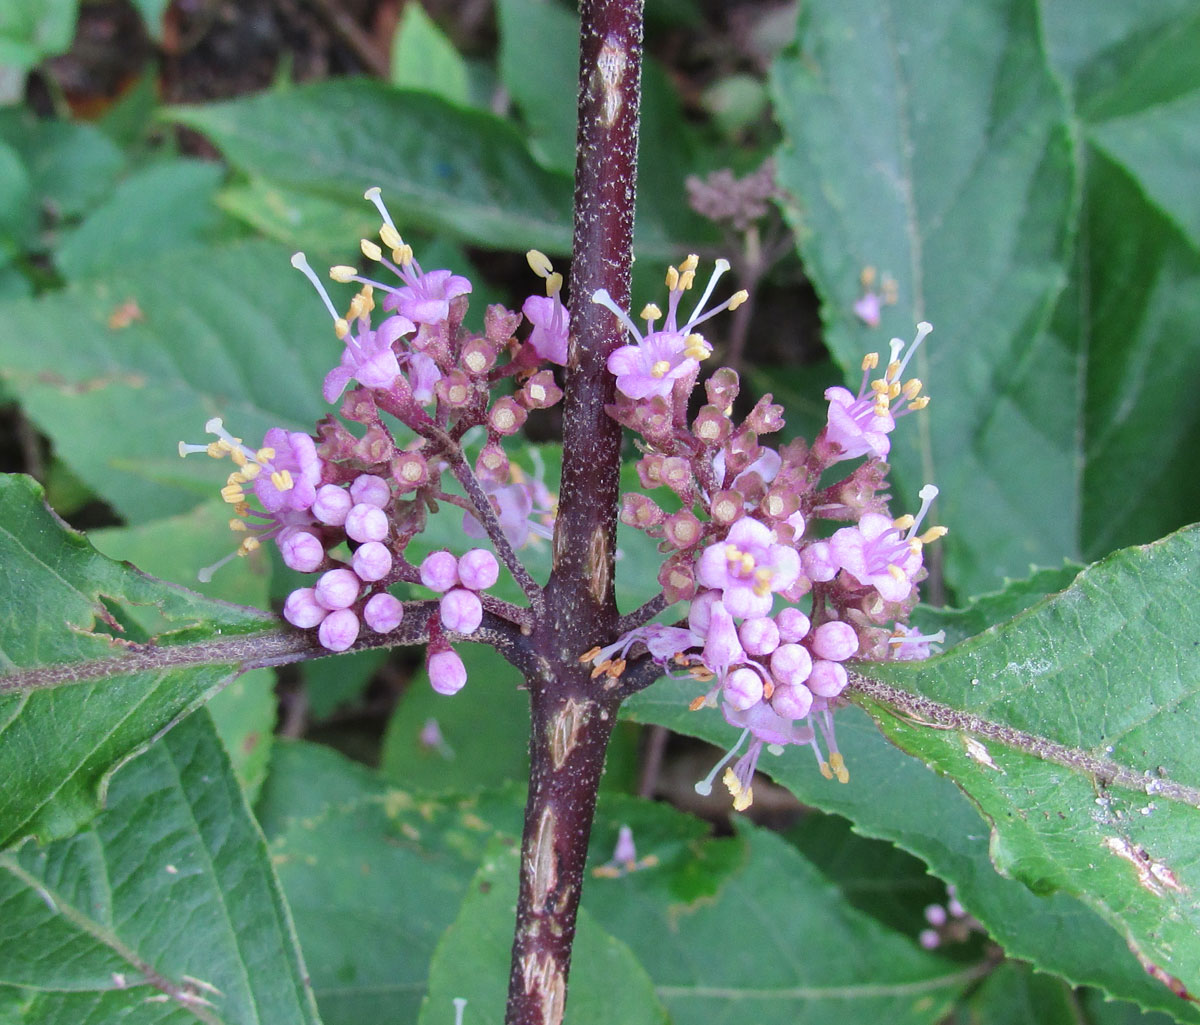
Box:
[1,1,1199,1023]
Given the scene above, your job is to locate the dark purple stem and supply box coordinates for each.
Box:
[504,2,643,1023]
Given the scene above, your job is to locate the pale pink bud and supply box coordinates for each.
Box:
[738,616,780,656]
[278,530,323,572]
[775,607,811,643]
[812,620,858,661]
[352,541,393,582]
[363,592,404,632]
[488,396,527,435]
[440,588,483,634]
[312,484,352,526]
[458,548,499,590]
[314,568,360,610]
[318,608,360,651]
[283,587,327,628]
[801,540,837,582]
[345,503,388,543]
[723,667,764,711]
[770,643,813,688]
[350,473,390,508]
[429,648,467,695]
[771,682,814,720]
[808,659,848,697]
[420,550,459,592]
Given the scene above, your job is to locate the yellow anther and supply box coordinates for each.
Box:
[920,526,949,544]
[229,519,247,532]
[360,238,383,262]
[609,658,627,678]
[830,752,850,783]
[579,646,603,663]
[688,694,707,711]
[892,514,915,531]
[591,660,612,679]
[887,564,907,582]
[683,333,711,359]
[732,789,752,812]
[241,463,262,480]
[689,666,714,682]
[233,501,250,516]
[678,268,696,291]
[526,249,554,278]
[239,537,261,555]
[229,447,247,467]
[727,289,749,311]
[640,302,663,321]
[379,224,403,251]
[819,760,833,780]
[665,265,680,290]
[873,395,890,416]
[206,441,224,458]
[650,359,671,378]
[902,378,923,400]
[725,544,742,563]
[393,243,414,266]
[753,566,773,596]
[227,471,248,486]
[862,352,880,372]
[334,318,350,339]
[886,381,901,401]
[870,378,890,395]
[680,253,699,273]
[546,271,563,296]
[331,265,358,283]
[739,552,755,574]
[723,768,752,810]
[255,447,276,463]
[220,484,245,504]
[909,396,931,410]
[885,359,902,382]
[270,469,294,492]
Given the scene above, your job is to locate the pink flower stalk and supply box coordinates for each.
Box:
[594,255,747,400]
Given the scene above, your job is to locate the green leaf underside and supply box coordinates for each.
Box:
[0,475,273,846]
[771,0,1079,599]
[0,711,319,1025]
[258,741,979,1025]
[166,79,575,255]
[627,524,1200,1018]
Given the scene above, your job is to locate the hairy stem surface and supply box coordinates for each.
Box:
[504,2,644,1023]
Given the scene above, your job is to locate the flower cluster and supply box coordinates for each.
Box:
[585,257,945,808]
[181,188,571,693]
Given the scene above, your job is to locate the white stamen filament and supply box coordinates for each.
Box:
[453,997,468,1025]
[686,258,730,326]
[894,321,933,380]
[291,253,342,324]
[363,186,397,230]
[694,728,749,796]
[592,288,644,342]
[905,484,940,540]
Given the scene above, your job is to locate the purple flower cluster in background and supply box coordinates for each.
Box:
[583,259,945,807]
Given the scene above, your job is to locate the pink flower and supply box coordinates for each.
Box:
[823,385,895,461]
[383,267,472,326]
[696,517,800,619]
[253,429,323,514]
[523,293,570,365]
[323,314,413,402]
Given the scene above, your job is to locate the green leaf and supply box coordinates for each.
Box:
[390,3,471,107]
[0,475,275,846]
[129,0,170,41]
[166,79,576,254]
[55,159,236,279]
[771,0,1079,598]
[854,525,1200,1004]
[0,0,80,75]
[380,642,530,794]
[0,138,33,261]
[0,110,124,220]
[417,839,669,1025]
[958,962,1079,1025]
[89,501,279,798]
[0,710,321,1025]
[496,0,579,173]
[0,241,333,523]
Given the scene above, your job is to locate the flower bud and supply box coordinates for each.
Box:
[350,473,390,508]
[812,620,859,661]
[775,607,811,643]
[283,588,327,628]
[770,643,813,688]
[315,568,360,610]
[771,682,814,720]
[364,592,404,633]
[352,541,393,582]
[802,540,837,582]
[738,616,780,656]
[278,530,324,572]
[705,367,740,411]
[808,659,848,697]
[745,395,785,434]
[440,588,483,634]
[345,503,388,543]
[458,548,499,590]
[318,608,360,652]
[476,441,509,487]
[312,484,352,526]
[723,667,764,711]
[429,648,468,695]
[420,550,459,592]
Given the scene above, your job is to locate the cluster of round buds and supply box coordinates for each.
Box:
[181,186,581,697]
[590,261,946,808]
